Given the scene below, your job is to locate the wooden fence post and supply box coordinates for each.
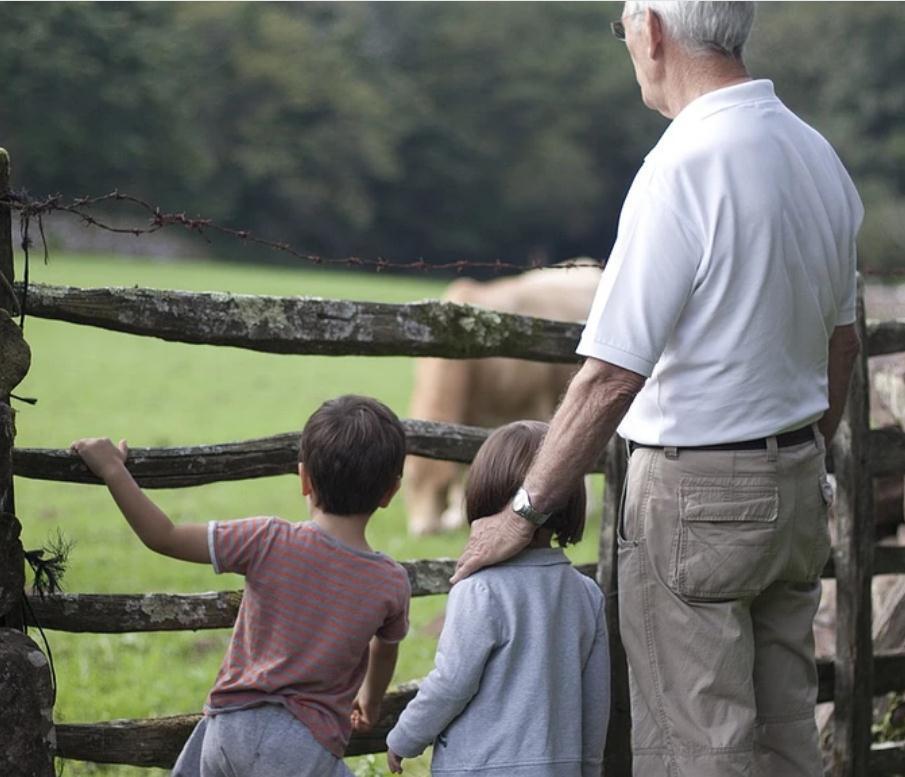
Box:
[0,148,54,776]
[831,276,875,777]
[598,436,631,777]
[0,147,24,623]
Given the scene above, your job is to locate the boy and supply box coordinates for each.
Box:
[71,395,411,777]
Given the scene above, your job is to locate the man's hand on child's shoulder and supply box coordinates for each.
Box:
[70,437,129,482]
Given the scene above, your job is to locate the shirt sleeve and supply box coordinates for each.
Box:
[209,517,276,576]
[377,569,411,644]
[386,578,498,758]
[577,179,703,376]
[581,592,610,777]
[835,237,859,326]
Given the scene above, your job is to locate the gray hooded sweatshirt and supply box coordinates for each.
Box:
[386,547,609,776]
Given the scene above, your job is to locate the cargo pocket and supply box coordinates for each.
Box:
[672,477,779,601]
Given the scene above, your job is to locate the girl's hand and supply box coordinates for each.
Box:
[70,437,128,482]
[387,750,404,774]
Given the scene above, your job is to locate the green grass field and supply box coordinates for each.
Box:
[13,251,602,776]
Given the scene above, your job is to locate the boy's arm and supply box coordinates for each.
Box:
[386,579,498,760]
[352,637,399,732]
[582,598,611,777]
[71,438,210,564]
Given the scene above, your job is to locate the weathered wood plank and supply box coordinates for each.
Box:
[0,150,24,627]
[831,282,875,777]
[599,436,631,777]
[20,425,905,486]
[13,422,490,487]
[52,652,905,767]
[55,682,420,768]
[0,149,15,317]
[867,319,905,357]
[26,561,599,632]
[18,533,902,632]
[15,283,586,362]
[870,426,905,477]
[820,545,905,578]
[869,740,905,776]
[817,651,905,704]
[0,404,22,620]
[26,545,905,634]
[14,419,607,488]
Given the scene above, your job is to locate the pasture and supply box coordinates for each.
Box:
[14,252,602,776]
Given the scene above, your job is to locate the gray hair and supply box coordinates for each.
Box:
[624,1,755,59]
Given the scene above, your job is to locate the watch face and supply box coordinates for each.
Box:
[512,488,529,513]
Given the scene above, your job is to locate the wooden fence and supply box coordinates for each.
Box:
[2,162,905,776]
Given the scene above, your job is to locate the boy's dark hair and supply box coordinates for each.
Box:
[299,395,406,516]
[465,420,585,547]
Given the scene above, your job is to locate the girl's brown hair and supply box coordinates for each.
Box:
[465,420,585,547]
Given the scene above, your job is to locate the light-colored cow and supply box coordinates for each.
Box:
[405,263,602,535]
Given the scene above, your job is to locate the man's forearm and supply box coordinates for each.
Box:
[524,358,645,515]
[819,324,861,444]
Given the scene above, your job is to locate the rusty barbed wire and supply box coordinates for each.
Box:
[2,189,904,283]
[0,189,606,276]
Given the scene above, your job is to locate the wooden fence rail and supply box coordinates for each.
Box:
[23,562,592,632]
[15,283,586,362]
[14,282,905,361]
[13,420,496,487]
[22,545,905,635]
[12,424,905,487]
[51,653,905,770]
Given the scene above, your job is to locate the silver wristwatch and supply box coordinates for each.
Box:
[511,486,551,526]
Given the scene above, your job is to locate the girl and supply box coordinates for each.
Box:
[386,420,609,776]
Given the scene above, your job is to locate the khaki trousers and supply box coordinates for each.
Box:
[618,431,832,777]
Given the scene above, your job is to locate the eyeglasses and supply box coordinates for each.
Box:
[610,11,645,41]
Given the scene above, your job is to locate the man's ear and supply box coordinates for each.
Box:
[378,477,402,509]
[645,8,665,60]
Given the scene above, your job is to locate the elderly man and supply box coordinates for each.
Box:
[452,2,863,776]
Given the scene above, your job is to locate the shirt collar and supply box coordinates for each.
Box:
[498,547,572,567]
[648,78,777,160]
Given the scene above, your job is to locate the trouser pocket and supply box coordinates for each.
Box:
[808,474,834,580]
[672,477,779,600]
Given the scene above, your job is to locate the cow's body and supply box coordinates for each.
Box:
[405,264,601,535]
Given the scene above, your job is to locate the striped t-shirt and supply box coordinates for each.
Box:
[205,517,411,757]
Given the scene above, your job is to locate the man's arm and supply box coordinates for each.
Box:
[818,323,861,444]
[351,637,399,732]
[70,437,210,563]
[452,357,645,583]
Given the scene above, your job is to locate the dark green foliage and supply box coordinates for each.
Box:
[0,2,900,272]
[25,528,73,598]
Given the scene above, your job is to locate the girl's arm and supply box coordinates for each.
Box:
[386,578,498,761]
[352,637,399,732]
[582,599,611,777]
[71,437,210,563]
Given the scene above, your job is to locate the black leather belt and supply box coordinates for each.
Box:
[628,425,814,454]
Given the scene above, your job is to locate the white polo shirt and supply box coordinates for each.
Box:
[577,79,863,446]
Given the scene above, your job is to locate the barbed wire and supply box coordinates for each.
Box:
[0,189,606,276]
[4,189,905,277]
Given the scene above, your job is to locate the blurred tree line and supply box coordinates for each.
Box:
[0,2,902,274]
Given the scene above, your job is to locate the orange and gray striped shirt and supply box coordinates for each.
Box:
[204,517,410,757]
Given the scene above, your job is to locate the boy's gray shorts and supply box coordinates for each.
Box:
[172,704,353,777]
